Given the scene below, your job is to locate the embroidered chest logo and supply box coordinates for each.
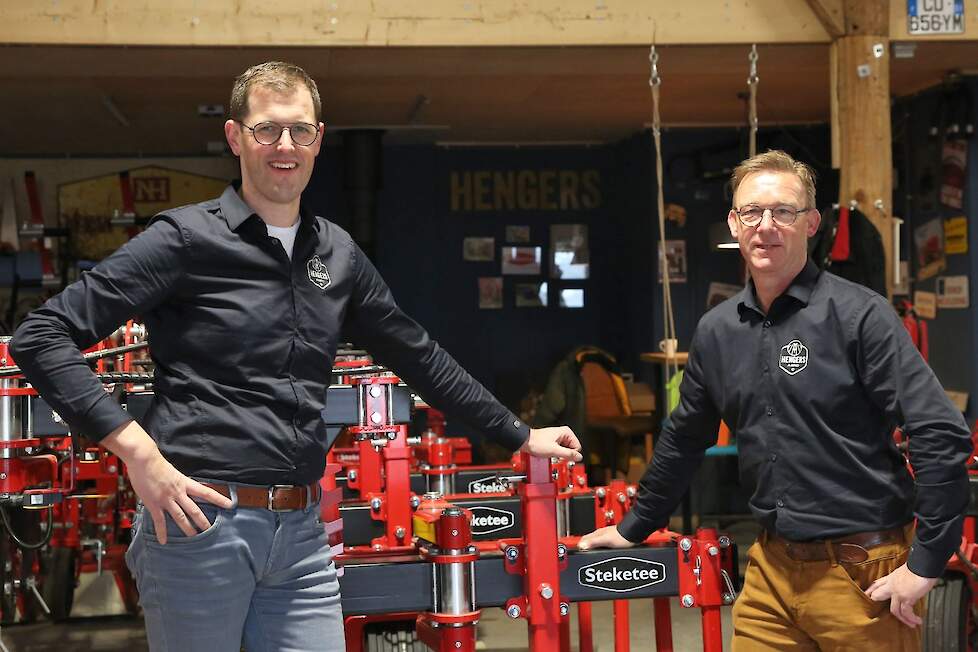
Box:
[306,255,332,290]
[779,339,809,375]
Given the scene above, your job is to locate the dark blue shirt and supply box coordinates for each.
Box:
[11,185,529,485]
[619,261,971,578]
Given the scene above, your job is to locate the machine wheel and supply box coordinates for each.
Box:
[922,573,972,652]
[41,546,76,622]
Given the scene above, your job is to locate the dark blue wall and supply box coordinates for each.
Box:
[302,125,835,447]
[893,80,975,426]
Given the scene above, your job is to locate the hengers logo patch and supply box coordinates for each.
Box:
[307,255,332,290]
[779,339,809,375]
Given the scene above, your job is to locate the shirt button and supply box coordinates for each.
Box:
[513,420,521,428]
[770,453,777,462]
[766,407,774,416]
[776,499,784,508]
[763,364,769,373]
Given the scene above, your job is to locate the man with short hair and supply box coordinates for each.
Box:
[580,150,971,650]
[11,61,581,652]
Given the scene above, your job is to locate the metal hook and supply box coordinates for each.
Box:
[748,44,759,85]
[649,45,661,87]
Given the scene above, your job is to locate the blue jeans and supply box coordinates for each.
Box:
[125,483,344,652]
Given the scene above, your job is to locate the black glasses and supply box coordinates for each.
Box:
[734,205,811,227]
[237,120,320,146]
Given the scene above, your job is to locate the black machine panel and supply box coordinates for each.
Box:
[339,546,681,615]
[29,396,70,436]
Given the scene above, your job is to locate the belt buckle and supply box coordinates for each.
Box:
[268,484,295,512]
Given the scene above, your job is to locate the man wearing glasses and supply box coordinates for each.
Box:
[11,61,581,651]
[580,150,970,650]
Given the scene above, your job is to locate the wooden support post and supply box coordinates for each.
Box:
[834,0,893,296]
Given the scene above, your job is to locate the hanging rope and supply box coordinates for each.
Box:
[747,44,759,157]
[649,46,678,381]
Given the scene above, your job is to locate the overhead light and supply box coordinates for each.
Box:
[708,222,739,251]
[893,43,917,59]
[436,140,605,147]
[198,104,225,117]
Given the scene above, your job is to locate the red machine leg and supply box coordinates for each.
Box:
[676,529,728,652]
[560,614,571,652]
[344,613,418,652]
[701,606,723,652]
[376,425,412,548]
[113,563,140,615]
[415,615,477,652]
[653,597,674,651]
[614,599,631,652]
[577,602,594,652]
[520,453,562,650]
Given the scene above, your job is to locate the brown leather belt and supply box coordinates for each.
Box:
[772,527,906,563]
[204,482,320,511]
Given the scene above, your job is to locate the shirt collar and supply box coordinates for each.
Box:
[737,259,821,318]
[784,259,820,306]
[218,183,320,233]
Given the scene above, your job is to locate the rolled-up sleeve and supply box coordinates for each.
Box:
[10,216,189,440]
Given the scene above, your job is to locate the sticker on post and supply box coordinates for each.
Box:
[578,557,667,593]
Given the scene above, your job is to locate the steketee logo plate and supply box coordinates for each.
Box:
[578,557,666,593]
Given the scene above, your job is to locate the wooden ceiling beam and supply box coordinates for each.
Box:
[805,0,846,38]
[0,0,833,47]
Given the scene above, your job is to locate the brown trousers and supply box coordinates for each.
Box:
[731,526,922,651]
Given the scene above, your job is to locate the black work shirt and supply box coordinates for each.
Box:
[618,261,971,578]
[11,185,529,485]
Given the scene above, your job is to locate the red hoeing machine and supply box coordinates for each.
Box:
[331,377,738,652]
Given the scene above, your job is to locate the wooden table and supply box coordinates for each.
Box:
[639,351,689,366]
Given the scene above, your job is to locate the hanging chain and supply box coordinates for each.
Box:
[649,47,661,90]
[747,44,759,158]
[648,45,678,379]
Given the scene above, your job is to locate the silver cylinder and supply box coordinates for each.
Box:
[426,470,455,496]
[556,497,570,538]
[0,378,23,459]
[434,559,474,615]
